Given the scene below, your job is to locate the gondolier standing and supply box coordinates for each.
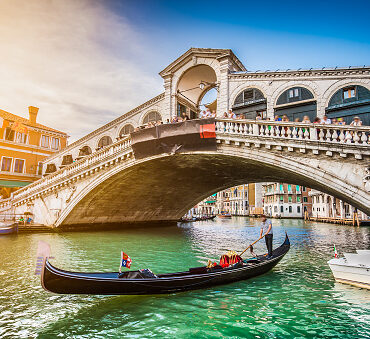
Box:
[260,214,273,258]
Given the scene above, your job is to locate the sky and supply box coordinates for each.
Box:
[0,0,369,142]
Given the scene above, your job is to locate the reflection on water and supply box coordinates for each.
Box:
[0,217,369,338]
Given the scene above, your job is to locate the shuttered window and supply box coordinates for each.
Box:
[1,157,12,171]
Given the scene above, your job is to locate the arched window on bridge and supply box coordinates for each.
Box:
[326,85,370,125]
[61,154,73,167]
[275,87,316,122]
[119,124,134,138]
[78,146,92,157]
[97,136,113,150]
[44,163,57,175]
[142,111,162,125]
[232,88,266,119]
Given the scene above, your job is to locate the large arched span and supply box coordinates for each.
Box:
[56,148,370,227]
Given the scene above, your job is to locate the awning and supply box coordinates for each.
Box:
[0,180,31,188]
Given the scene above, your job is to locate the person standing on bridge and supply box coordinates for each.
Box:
[260,214,273,258]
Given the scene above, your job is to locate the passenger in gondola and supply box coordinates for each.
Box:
[260,214,273,259]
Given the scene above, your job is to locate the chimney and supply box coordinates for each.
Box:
[28,106,39,124]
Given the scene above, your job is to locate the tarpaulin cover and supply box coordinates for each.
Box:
[131,118,216,159]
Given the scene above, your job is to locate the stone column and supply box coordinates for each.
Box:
[163,75,173,119]
[217,59,230,116]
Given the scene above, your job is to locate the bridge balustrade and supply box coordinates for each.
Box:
[215,119,369,145]
[8,137,132,204]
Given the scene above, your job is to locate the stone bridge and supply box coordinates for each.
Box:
[1,119,369,227]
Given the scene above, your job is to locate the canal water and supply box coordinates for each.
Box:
[0,218,369,338]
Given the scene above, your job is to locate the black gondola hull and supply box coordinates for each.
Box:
[41,235,290,295]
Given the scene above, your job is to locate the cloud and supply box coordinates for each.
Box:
[0,0,163,142]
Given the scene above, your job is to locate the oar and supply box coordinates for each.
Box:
[240,235,265,257]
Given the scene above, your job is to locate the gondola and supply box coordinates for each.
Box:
[39,234,290,295]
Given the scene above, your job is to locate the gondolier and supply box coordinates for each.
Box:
[260,214,273,258]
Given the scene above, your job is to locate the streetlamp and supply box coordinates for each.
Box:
[199,80,219,92]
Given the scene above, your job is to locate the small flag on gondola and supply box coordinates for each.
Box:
[119,251,132,272]
[334,244,338,258]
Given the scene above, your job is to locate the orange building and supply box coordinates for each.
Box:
[0,106,68,198]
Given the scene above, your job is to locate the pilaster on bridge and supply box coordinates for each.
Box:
[0,120,369,227]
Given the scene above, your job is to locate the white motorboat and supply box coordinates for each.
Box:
[328,250,370,289]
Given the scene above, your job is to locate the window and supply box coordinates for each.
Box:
[288,184,292,192]
[143,111,162,125]
[41,135,50,148]
[280,206,284,213]
[177,104,186,117]
[51,137,59,150]
[279,184,283,192]
[274,206,277,212]
[297,206,301,214]
[280,195,283,202]
[1,157,12,171]
[288,206,292,213]
[16,132,27,144]
[14,159,24,173]
[97,136,113,148]
[79,146,92,157]
[303,197,308,203]
[296,185,300,192]
[289,88,299,98]
[297,196,301,202]
[288,196,292,203]
[4,127,15,141]
[343,87,356,100]
[302,186,306,192]
[119,124,134,138]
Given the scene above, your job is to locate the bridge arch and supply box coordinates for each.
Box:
[96,135,113,150]
[274,86,317,122]
[272,82,319,107]
[55,148,369,227]
[78,145,92,157]
[175,63,219,117]
[322,79,370,109]
[119,124,135,138]
[141,110,162,125]
[231,87,267,119]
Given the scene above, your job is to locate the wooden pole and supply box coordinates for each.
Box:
[240,235,265,257]
[355,212,360,227]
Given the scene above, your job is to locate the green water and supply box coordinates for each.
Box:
[0,218,369,338]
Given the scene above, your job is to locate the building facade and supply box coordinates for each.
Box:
[262,182,309,218]
[193,183,263,216]
[0,106,68,198]
[309,190,367,220]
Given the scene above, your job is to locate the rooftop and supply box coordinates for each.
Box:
[0,108,67,136]
[231,65,370,75]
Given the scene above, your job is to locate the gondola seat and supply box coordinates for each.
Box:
[118,269,157,279]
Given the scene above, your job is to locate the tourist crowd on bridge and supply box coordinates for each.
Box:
[135,108,363,131]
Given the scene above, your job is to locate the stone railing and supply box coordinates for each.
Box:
[10,136,132,203]
[0,198,12,212]
[215,119,370,146]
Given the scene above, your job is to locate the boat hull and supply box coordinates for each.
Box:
[328,259,370,290]
[41,235,290,295]
[0,224,18,235]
